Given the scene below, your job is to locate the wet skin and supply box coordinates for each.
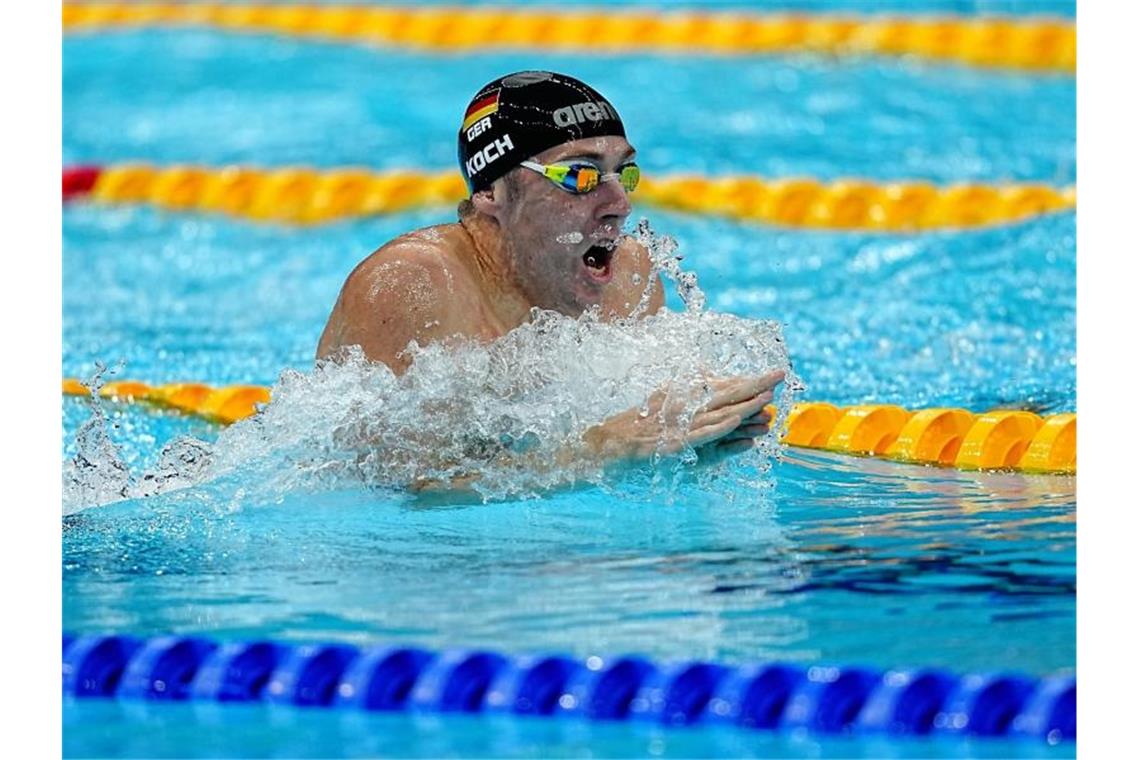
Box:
[317,135,783,463]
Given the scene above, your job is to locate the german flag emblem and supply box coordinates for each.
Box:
[462,92,500,132]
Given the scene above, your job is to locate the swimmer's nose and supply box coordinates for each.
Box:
[593,175,632,220]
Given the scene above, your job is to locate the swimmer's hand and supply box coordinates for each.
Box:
[581,371,785,463]
[402,371,782,495]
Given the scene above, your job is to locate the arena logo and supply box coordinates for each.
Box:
[465,134,515,176]
[552,101,618,128]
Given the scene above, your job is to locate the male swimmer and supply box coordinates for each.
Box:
[318,70,783,463]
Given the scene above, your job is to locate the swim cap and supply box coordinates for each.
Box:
[457,71,627,194]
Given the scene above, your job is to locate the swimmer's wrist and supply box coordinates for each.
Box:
[581,424,609,460]
[580,419,639,463]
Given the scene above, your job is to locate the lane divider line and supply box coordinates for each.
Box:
[63,378,1076,474]
[62,4,1076,73]
[61,633,1075,741]
[63,164,1076,231]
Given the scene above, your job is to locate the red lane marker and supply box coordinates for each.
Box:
[63,165,103,200]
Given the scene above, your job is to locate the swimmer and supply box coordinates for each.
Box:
[318,70,783,464]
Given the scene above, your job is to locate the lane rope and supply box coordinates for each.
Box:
[63,378,1076,475]
[63,164,1076,231]
[63,377,270,425]
[61,4,1076,73]
[61,633,1075,741]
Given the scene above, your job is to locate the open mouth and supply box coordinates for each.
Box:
[582,242,615,282]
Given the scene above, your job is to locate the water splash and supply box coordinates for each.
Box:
[62,220,800,510]
[62,362,131,515]
[634,217,706,313]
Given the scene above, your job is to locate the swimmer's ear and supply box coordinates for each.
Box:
[471,178,509,221]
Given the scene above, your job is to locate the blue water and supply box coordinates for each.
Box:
[64,32,1076,182]
[63,6,1075,758]
[64,700,1072,759]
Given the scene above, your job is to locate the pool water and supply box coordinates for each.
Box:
[63,2,1076,757]
[64,699,1071,759]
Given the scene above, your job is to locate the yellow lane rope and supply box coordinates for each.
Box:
[76,163,1075,231]
[62,4,1076,73]
[63,377,270,425]
[64,379,1075,475]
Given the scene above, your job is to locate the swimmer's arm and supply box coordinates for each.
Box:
[411,371,785,493]
[317,246,470,374]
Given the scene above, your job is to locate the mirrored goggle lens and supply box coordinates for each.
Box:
[618,164,640,192]
[561,164,599,193]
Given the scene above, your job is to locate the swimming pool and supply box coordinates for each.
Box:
[62,1,1076,756]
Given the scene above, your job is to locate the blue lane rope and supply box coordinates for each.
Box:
[61,634,1075,742]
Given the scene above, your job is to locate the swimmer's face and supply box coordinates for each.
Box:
[493,135,635,316]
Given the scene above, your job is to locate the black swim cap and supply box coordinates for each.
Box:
[457,71,627,195]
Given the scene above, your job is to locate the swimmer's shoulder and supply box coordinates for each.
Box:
[345,223,475,293]
[317,224,482,366]
[334,225,485,315]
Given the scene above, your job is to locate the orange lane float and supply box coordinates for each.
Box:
[61,4,1076,73]
[954,411,1046,471]
[823,404,912,456]
[781,403,842,448]
[65,378,270,425]
[63,165,1075,232]
[1017,413,1076,474]
[886,408,977,466]
[780,403,1074,474]
[63,378,1075,474]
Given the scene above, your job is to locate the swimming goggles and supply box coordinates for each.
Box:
[518,159,640,195]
